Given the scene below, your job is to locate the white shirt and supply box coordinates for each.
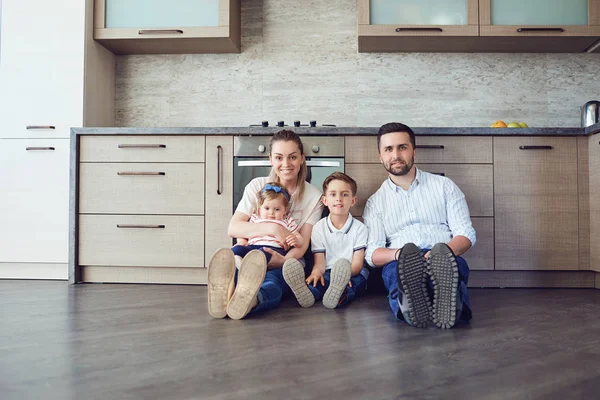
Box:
[363,168,476,267]
[311,214,369,279]
[236,177,323,229]
[247,214,299,248]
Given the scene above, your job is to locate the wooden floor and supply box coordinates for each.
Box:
[1,282,600,400]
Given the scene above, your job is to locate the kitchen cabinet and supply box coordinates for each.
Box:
[93,0,240,55]
[345,136,494,270]
[205,136,234,267]
[0,0,114,280]
[358,0,479,52]
[590,134,600,272]
[494,137,579,270]
[477,0,600,52]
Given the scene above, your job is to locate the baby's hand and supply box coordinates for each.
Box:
[285,232,304,248]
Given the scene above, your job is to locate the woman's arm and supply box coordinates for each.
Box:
[227,212,290,246]
[264,223,313,269]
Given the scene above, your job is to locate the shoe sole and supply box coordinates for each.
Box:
[207,248,236,319]
[322,260,351,309]
[227,250,267,320]
[282,259,315,308]
[429,243,459,329]
[397,243,431,328]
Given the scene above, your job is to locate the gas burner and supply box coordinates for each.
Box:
[249,120,337,128]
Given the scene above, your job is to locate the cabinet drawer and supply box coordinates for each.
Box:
[79,163,204,215]
[346,136,492,164]
[79,215,204,267]
[462,218,494,271]
[346,163,493,217]
[80,136,205,162]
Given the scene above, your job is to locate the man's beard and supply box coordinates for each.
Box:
[385,158,414,176]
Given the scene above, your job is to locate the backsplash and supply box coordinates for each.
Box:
[115,0,600,128]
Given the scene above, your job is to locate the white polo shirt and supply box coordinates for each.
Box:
[311,214,369,279]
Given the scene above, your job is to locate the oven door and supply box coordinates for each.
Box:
[233,157,344,212]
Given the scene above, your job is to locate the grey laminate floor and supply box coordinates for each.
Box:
[1,281,600,400]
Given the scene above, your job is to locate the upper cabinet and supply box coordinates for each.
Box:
[358,0,600,52]
[477,0,600,52]
[94,0,240,55]
[358,0,480,52]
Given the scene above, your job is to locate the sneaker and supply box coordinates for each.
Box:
[226,250,267,320]
[322,259,352,309]
[207,248,236,319]
[428,243,459,329]
[282,258,315,308]
[396,243,431,328]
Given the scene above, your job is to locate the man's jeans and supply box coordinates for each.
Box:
[381,248,472,322]
[307,270,367,307]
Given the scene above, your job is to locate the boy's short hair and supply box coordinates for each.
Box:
[322,172,358,196]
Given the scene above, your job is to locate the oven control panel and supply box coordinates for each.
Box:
[234,136,344,157]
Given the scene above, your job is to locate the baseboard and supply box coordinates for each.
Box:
[469,270,596,288]
[596,272,600,289]
[0,263,68,280]
[80,266,208,284]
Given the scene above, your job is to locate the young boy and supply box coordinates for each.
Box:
[282,172,369,309]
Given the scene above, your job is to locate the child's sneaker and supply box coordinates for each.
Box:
[396,243,431,328]
[283,258,315,308]
[207,248,236,318]
[323,259,352,309]
[226,250,267,320]
[428,243,459,329]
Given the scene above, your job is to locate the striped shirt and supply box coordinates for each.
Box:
[363,168,476,267]
[248,214,299,248]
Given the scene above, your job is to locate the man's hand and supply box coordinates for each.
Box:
[424,250,431,260]
[306,269,325,287]
[285,232,304,248]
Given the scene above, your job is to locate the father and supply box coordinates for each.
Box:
[363,122,476,329]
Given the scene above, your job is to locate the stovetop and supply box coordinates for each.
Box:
[249,120,336,128]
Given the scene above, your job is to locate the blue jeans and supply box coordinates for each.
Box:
[381,248,472,322]
[231,244,285,264]
[307,270,367,308]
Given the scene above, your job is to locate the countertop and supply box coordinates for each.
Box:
[71,122,600,136]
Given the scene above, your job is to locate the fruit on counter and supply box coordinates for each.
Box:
[518,122,529,128]
[507,122,521,128]
[491,120,508,128]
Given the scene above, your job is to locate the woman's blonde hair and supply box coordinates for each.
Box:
[256,182,290,214]
[268,129,307,202]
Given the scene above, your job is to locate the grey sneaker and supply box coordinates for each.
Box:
[283,258,315,308]
[428,243,459,329]
[396,243,431,328]
[322,259,352,309]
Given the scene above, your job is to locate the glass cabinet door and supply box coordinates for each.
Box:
[105,0,220,28]
[370,0,469,25]
[489,0,588,26]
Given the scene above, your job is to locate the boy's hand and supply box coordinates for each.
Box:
[285,232,304,248]
[306,270,325,287]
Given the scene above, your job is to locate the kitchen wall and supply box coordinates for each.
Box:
[115,0,600,128]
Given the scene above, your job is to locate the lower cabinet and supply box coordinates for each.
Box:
[0,139,70,279]
[494,137,579,270]
[590,134,600,272]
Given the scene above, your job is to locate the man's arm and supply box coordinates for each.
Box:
[444,179,476,256]
[363,197,392,268]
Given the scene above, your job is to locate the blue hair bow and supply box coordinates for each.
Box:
[262,183,290,200]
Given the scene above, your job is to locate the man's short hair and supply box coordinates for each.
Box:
[322,171,358,196]
[377,122,416,152]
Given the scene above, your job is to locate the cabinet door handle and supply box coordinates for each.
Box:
[26,147,55,151]
[396,27,443,32]
[416,145,445,149]
[118,144,166,149]
[117,172,166,176]
[431,172,445,176]
[117,224,166,229]
[517,28,564,33]
[138,29,183,35]
[519,146,553,150]
[217,145,223,195]
[26,125,55,130]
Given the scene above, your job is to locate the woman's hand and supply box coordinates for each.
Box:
[264,248,287,269]
[285,232,304,248]
[306,269,325,287]
[267,224,291,251]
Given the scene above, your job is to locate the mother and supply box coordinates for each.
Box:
[208,130,323,319]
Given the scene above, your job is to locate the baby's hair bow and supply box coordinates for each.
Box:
[262,183,290,200]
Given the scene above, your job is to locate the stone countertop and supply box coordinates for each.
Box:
[71,123,600,136]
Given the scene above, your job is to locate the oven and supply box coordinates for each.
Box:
[233,136,344,212]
